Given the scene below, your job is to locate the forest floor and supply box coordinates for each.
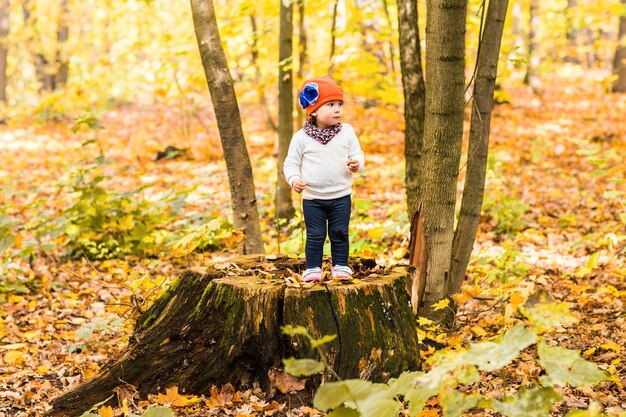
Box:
[0,70,625,416]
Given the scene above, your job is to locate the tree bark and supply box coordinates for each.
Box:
[56,0,69,87]
[414,0,467,323]
[565,0,580,63]
[48,258,420,417]
[381,0,396,74]
[397,0,425,215]
[0,0,8,102]
[328,0,339,76]
[612,0,626,92]
[276,0,296,220]
[191,0,265,254]
[249,15,278,132]
[450,0,509,295]
[296,0,307,128]
[524,0,540,89]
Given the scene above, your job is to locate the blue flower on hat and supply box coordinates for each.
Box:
[299,82,319,109]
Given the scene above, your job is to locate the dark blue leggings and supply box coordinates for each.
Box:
[303,195,351,269]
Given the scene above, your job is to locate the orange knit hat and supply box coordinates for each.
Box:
[299,77,344,115]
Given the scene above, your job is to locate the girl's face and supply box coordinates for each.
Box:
[314,101,344,129]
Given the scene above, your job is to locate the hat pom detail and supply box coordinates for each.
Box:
[299,82,319,109]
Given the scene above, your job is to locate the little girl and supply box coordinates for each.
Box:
[283,77,365,283]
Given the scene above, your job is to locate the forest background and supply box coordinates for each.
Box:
[0,0,625,416]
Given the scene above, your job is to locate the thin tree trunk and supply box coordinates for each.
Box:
[524,0,540,89]
[565,0,579,63]
[249,15,277,131]
[397,0,425,216]
[296,0,307,128]
[354,0,387,72]
[276,0,295,220]
[0,0,8,102]
[612,0,626,92]
[415,0,467,323]
[56,0,69,87]
[190,0,265,254]
[450,0,509,295]
[381,0,396,74]
[328,0,339,76]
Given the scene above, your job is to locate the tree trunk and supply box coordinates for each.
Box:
[565,0,580,63]
[413,0,467,323]
[276,0,296,220]
[381,0,396,74]
[612,0,626,92]
[0,0,8,102]
[48,257,420,417]
[524,0,540,89]
[55,0,69,87]
[450,0,509,295]
[296,0,307,128]
[249,15,278,132]
[191,0,265,254]
[328,0,339,76]
[397,0,425,215]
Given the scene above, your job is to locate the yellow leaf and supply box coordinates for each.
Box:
[37,365,49,373]
[509,292,526,307]
[583,347,596,357]
[98,406,114,417]
[3,350,25,365]
[417,317,434,326]
[471,326,487,337]
[0,343,28,350]
[23,330,42,340]
[600,342,621,354]
[432,298,450,311]
[7,295,25,304]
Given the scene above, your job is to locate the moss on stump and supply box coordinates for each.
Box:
[49,257,419,416]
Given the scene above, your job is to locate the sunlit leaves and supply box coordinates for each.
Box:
[282,357,325,377]
[520,301,578,333]
[463,324,537,371]
[491,385,562,417]
[537,342,610,388]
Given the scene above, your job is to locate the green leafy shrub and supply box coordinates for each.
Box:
[283,306,611,417]
[39,158,187,260]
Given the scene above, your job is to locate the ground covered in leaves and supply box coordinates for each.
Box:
[1,71,625,416]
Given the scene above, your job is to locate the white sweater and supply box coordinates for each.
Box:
[283,123,364,200]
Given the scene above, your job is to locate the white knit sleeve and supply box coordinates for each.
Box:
[346,125,365,172]
[283,134,303,186]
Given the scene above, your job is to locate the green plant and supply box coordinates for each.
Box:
[38,157,187,260]
[283,304,611,417]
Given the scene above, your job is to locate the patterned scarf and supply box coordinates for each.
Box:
[303,120,342,145]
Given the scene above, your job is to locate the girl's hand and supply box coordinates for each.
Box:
[347,159,360,173]
[292,178,307,193]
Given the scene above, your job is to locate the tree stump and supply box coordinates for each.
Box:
[49,257,419,416]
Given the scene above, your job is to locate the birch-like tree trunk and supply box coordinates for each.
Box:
[276,0,295,220]
[397,0,425,214]
[0,0,8,102]
[612,0,626,92]
[296,0,307,128]
[329,0,339,75]
[565,0,580,63]
[524,0,540,89]
[56,0,69,87]
[190,0,265,254]
[249,15,277,131]
[450,0,510,294]
[414,0,467,322]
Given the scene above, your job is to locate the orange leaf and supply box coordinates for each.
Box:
[157,386,199,407]
[98,406,114,417]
